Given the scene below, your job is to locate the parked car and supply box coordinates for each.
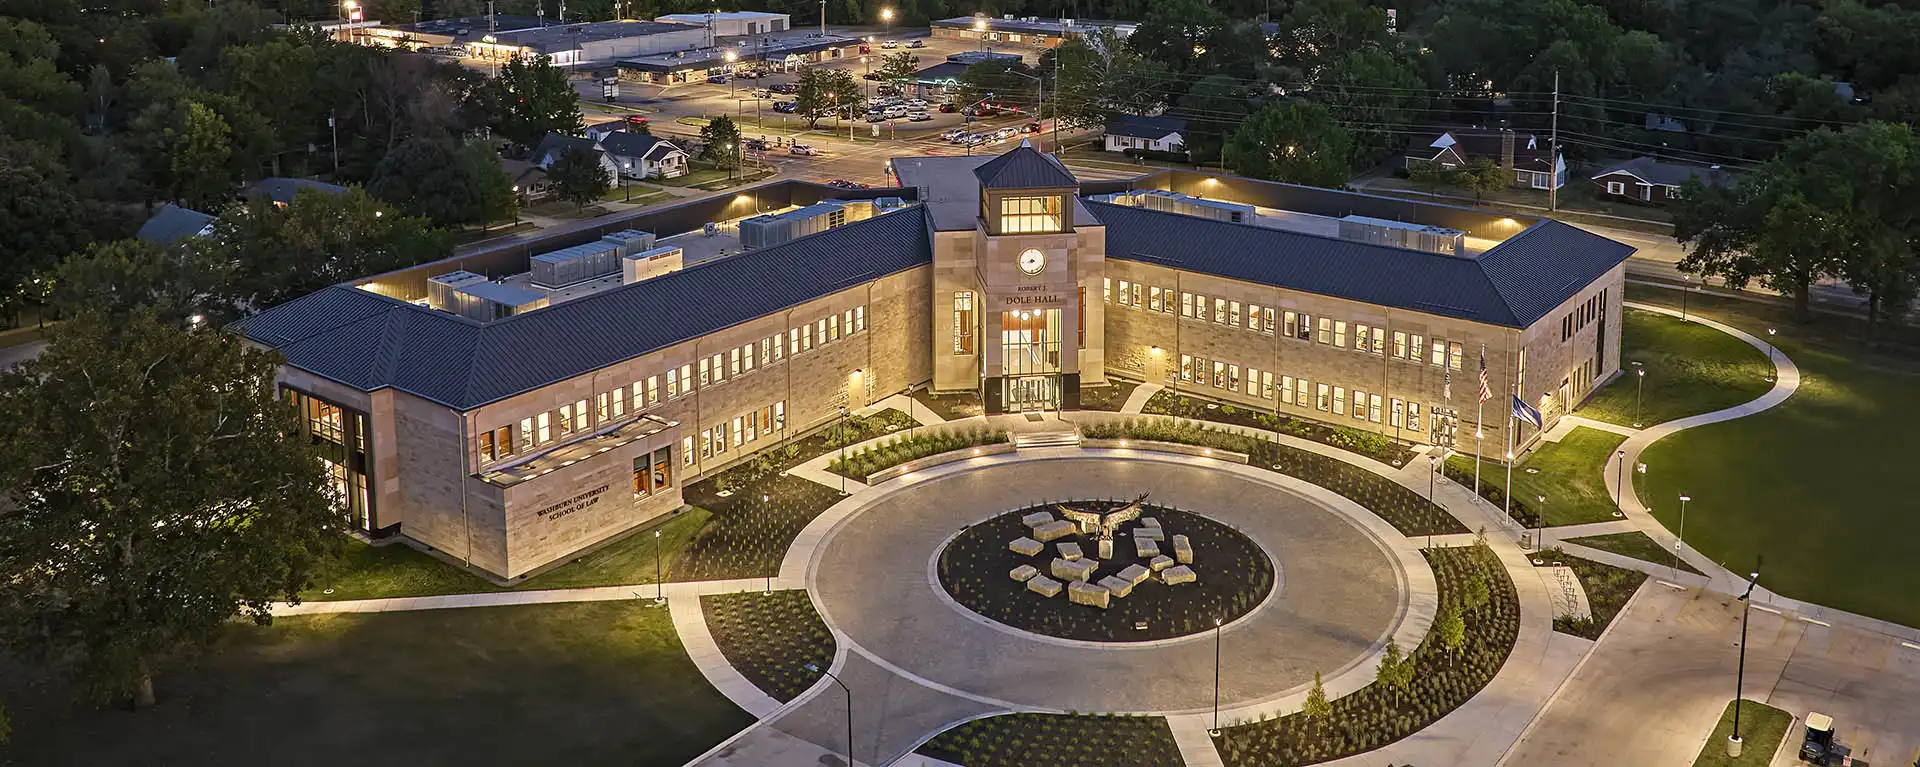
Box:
[941,128,968,141]
[883,105,907,118]
[862,72,881,80]
[876,84,903,97]
[707,74,728,84]
[994,127,1019,140]
[905,98,927,108]
[789,143,819,156]
[772,100,798,113]
[737,68,764,79]
[864,112,887,122]
[743,137,769,151]
[825,179,869,189]
[751,88,773,98]
[909,39,925,48]
[907,111,932,121]
[882,39,899,49]
[771,82,799,94]
[938,102,958,113]
[965,133,989,146]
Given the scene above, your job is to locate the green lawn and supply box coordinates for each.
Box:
[1691,699,1793,767]
[308,507,710,601]
[1447,426,1629,526]
[1632,284,1920,629]
[598,185,672,207]
[0,601,753,765]
[1577,307,1773,427]
[1565,530,1705,576]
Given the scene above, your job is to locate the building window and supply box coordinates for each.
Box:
[1333,386,1347,416]
[789,327,800,357]
[1316,382,1331,411]
[1149,286,1163,311]
[1284,310,1298,338]
[1117,280,1131,307]
[1280,375,1295,405]
[682,436,695,466]
[1295,377,1310,407]
[1228,364,1241,392]
[1392,398,1405,428]
[829,314,841,341]
[519,417,534,451]
[999,195,1063,233]
[1370,393,1383,423]
[597,392,611,423]
[743,343,755,373]
[732,416,744,448]
[1449,341,1464,371]
[1317,316,1332,344]
[1356,323,1371,351]
[1214,298,1226,324]
[698,358,710,386]
[1261,306,1275,334]
[1260,370,1274,399]
[1180,354,1193,382]
[1409,334,1425,363]
[1212,361,1226,389]
[573,399,589,432]
[1104,277,1112,302]
[557,403,575,435]
[1131,282,1142,307]
[953,291,975,354]
[1431,337,1447,366]
[536,412,552,443]
[760,338,772,366]
[855,306,865,332]
[1393,331,1408,359]
[1370,326,1386,355]
[802,323,814,351]
[646,375,659,406]
[1606,180,1625,195]
[1334,320,1348,348]
[774,401,786,431]
[1229,301,1241,327]
[730,347,742,377]
[700,429,713,459]
[1181,292,1193,318]
[1408,402,1422,433]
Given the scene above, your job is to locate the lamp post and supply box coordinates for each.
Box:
[1633,365,1645,427]
[804,662,854,767]
[1681,275,1695,320]
[974,17,987,50]
[1677,493,1690,550]
[1729,562,1764,758]
[1209,616,1223,736]
[724,50,738,98]
[1766,328,1777,381]
[881,7,893,39]
[764,493,773,593]
[837,405,850,494]
[1614,449,1627,516]
[652,529,665,604]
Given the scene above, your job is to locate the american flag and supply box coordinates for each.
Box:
[1477,346,1494,403]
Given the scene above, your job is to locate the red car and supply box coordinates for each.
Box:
[938,102,958,113]
[1023,122,1042,134]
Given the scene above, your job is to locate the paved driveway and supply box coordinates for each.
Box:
[1503,583,1920,766]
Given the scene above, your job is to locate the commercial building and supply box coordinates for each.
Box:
[614,31,858,84]
[930,15,1137,48]
[239,144,1630,581]
[463,19,709,66]
[655,11,790,39]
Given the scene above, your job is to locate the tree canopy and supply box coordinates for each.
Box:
[794,65,860,129]
[1223,101,1354,187]
[206,186,450,311]
[546,146,612,210]
[488,53,582,152]
[368,137,518,228]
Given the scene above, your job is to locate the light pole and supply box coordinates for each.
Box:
[1729,561,1763,758]
[1209,616,1223,736]
[724,50,738,98]
[1614,449,1626,516]
[804,662,854,766]
[1632,363,1645,427]
[974,18,987,50]
[1681,275,1695,321]
[837,405,850,494]
[1677,493,1690,550]
[1765,328,1777,381]
[652,529,665,604]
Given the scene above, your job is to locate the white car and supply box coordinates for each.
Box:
[883,105,908,118]
[906,98,928,109]
[907,111,932,121]
[789,143,819,156]
[994,127,1019,140]
[941,128,968,141]
[881,39,899,49]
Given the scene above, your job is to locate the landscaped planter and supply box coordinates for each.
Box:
[867,441,1016,484]
[1082,437,1250,464]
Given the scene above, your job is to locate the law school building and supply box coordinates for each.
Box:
[240,144,1632,580]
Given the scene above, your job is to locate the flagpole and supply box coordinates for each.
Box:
[1505,382,1516,537]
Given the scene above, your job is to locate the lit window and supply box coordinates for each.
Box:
[953,291,975,354]
[998,195,1063,233]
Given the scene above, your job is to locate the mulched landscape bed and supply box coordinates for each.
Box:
[912,389,984,421]
[917,713,1184,767]
[1077,379,1141,412]
[1215,543,1520,766]
[1083,419,1468,538]
[675,410,914,580]
[700,590,834,702]
[826,426,1008,481]
[1144,390,1417,467]
[1533,547,1649,640]
[938,502,1275,642]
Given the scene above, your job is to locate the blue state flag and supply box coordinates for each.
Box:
[1511,395,1543,429]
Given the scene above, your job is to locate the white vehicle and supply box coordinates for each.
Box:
[881,39,899,49]
[941,128,968,141]
[907,111,932,121]
[994,127,1019,140]
[789,143,819,156]
[883,105,908,118]
[906,98,928,109]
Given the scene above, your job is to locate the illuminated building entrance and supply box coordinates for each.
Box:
[1002,308,1061,410]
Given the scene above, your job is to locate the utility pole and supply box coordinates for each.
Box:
[488,0,496,30]
[1549,69,1560,212]
[819,0,826,38]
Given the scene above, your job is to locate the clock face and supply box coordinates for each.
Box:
[1018,248,1046,275]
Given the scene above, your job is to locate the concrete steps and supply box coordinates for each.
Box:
[1013,431,1082,450]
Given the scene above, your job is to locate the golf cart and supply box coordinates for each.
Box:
[1800,712,1835,765]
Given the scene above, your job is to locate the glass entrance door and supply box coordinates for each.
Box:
[1008,375,1058,411]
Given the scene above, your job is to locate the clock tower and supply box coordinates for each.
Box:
[927,142,1105,413]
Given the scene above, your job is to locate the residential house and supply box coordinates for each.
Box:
[1103,114,1188,156]
[245,177,348,206]
[1590,157,1733,206]
[1404,128,1566,191]
[501,158,555,203]
[135,204,216,245]
[531,133,622,180]
[598,131,690,180]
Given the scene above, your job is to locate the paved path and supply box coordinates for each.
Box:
[1119,381,1162,413]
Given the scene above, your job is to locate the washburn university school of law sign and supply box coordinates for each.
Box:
[536,484,611,523]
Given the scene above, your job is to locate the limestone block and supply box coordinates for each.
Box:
[1118,563,1152,585]
[1068,580,1111,609]
[1009,537,1044,556]
[1057,542,1084,561]
[1098,575,1135,598]
[1050,557,1096,582]
[1140,516,1161,529]
[1135,526,1165,541]
[1026,575,1064,597]
[1098,537,1114,560]
[1134,537,1161,558]
[1032,520,1075,542]
[1010,564,1039,582]
[1162,565,1197,586]
[1022,511,1055,529]
[1172,534,1193,564]
[1150,555,1175,572]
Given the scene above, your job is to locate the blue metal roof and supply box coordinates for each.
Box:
[1088,200,1632,328]
[238,206,934,410]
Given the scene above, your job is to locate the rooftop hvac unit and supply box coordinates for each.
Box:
[530,240,623,288]
[1337,215,1467,256]
[1110,189,1253,223]
[449,281,549,322]
[738,203,845,249]
[874,196,908,212]
[427,270,488,312]
[622,245,685,284]
[702,221,719,235]
[599,229,657,257]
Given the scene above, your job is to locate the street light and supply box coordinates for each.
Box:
[1677,494,1691,550]
[803,662,854,766]
[837,405,850,494]
[1766,328,1777,381]
[974,17,988,50]
[652,529,665,605]
[1633,365,1646,427]
[1209,616,1224,736]
[1729,561,1764,758]
[723,50,738,98]
[1614,449,1627,516]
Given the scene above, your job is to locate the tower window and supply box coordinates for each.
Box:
[999,196,1063,233]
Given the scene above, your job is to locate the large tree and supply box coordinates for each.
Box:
[699,115,743,170]
[0,137,91,321]
[873,50,919,82]
[209,186,450,311]
[0,309,342,708]
[1044,29,1172,128]
[793,65,860,130]
[1222,101,1354,187]
[49,238,232,326]
[546,146,611,211]
[127,99,237,211]
[489,53,582,152]
[367,137,517,228]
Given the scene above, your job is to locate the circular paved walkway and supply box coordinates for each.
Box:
[806,454,1416,715]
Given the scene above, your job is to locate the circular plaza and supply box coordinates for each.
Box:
[803,453,1434,715]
